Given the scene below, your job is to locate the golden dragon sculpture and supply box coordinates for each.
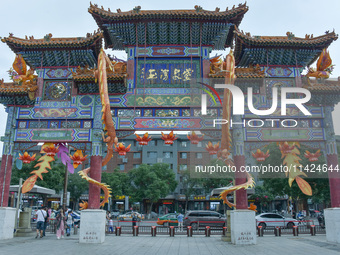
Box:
[218,50,256,211]
[78,49,118,210]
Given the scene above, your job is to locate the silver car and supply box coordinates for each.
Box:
[255,213,298,229]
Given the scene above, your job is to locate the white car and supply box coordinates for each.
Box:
[119,212,144,221]
[255,213,298,229]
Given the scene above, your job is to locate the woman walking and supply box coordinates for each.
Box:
[56,208,66,239]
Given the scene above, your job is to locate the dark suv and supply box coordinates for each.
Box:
[183,210,226,229]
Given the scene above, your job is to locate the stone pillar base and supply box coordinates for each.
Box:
[325,208,340,244]
[0,207,16,240]
[16,210,33,237]
[79,209,106,244]
[230,210,257,245]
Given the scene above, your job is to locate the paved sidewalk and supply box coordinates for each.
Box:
[0,234,339,255]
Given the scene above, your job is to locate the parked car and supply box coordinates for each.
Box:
[157,213,178,226]
[70,211,81,226]
[119,212,144,221]
[255,213,298,229]
[183,210,226,230]
[110,209,120,219]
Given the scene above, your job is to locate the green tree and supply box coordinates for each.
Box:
[128,163,177,214]
[257,142,330,214]
[67,172,89,209]
[101,169,131,197]
[11,157,65,193]
[180,169,202,212]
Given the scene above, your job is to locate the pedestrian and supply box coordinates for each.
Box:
[35,207,47,238]
[43,207,50,237]
[177,212,184,232]
[66,210,74,236]
[106,211,111,232]
[132,212,137,230]
[56,208,67,239]
[108,218,114,233]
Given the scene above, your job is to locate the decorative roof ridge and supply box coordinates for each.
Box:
[1,31,103,46]
[0,82,38,93]
[234,27,338,44]
[71,64,127,80]
[88,2,248,20]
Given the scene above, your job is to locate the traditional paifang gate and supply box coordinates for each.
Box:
[0,3,340,243]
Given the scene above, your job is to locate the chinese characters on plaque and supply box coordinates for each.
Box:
[139,63,197,85]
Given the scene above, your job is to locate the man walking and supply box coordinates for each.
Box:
[35,207,47,238]
[177,213,184,232]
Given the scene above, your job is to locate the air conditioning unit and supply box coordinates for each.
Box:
[122,158,128,163]
[157,158,163,163]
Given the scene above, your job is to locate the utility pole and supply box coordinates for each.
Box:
[63,163,68,211]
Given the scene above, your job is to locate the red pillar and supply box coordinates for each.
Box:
[87,155,102,209]
[234,155,248,209]
[0,155,13,207]
[327,154,340,207]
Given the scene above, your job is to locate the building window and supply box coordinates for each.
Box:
[133,152,141,159]
[147,151,157,158]
[197,142,202,147]
[119,164,125,171]
[180,152,187,159]
[179,164,187,171]
[133,164,140,168]
[163,152,173,158]
[196,153,202,159]
[149,140,157,146]
[181,141,187,147]
[118,154,125,159]
[211,154,217,159]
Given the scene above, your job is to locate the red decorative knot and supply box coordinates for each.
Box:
[205,141,220,155]
[161,131,177,145]
[279,142,295,155]
[304,149,321,162]
[70,150,87,168]
[114,143,131,156]
[19,152,36,164]
[135,132,152,145]
[252,149,270,162]
[42,144,59,157]
[187,131,204,144]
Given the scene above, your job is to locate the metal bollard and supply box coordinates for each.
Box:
[115,226,121,236]
[205,226,211,237]
[310,225,316,236]
[257,226,263,237]
[274,226,281,236]
[133,226,139,236]
[151,226,157,237]
[187,226,193,237]
[293,226,299,236]
[222,227,227,236]
[169,226,175,237]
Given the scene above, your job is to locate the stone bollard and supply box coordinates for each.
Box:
[293,226,299,236]
[310,225,316,236]
[133,226,138,236]
[74,225,78,235]
[274,226,281,236]
[257,226,264,237]
[151,226,157,237]
[187,226,193,237]
[115,226,121,236]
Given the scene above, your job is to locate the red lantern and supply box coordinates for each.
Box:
[161,131,177,145]
[252,149,270,162]
[205,141,220,155]
[135,133,152,145]
[114,143,131,156]
[70,150,87,169]
[19,152,36,164]
[304,149,321,162]
[187,131,204,144]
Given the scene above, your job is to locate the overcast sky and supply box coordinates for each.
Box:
[0,0,340,155]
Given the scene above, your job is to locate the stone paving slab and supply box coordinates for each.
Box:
[0,234,339,255]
